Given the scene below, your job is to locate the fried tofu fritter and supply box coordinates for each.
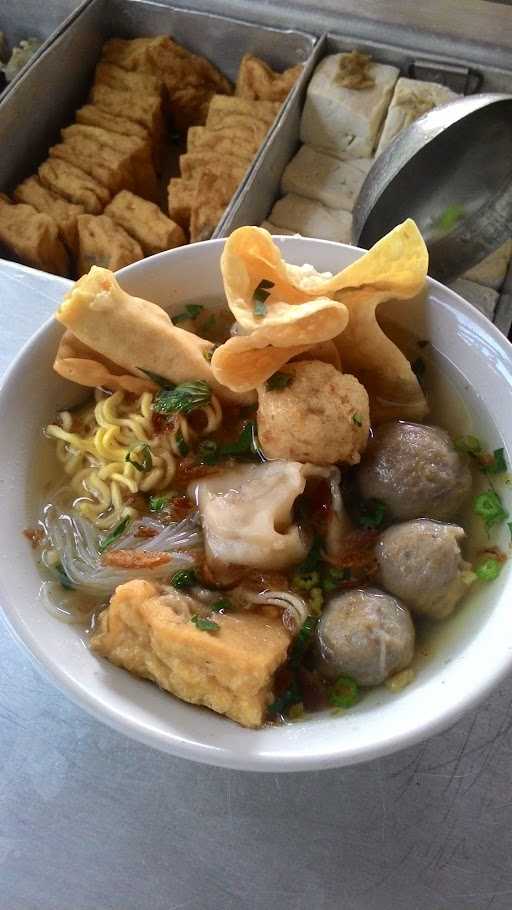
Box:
[0,198,70,276]
[236,53,302,102]
[76,213,143,275]
[105,190,186,255]
[14,176,84,254]
[38,158,111,214]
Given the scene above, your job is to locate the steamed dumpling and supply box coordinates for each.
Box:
[188,460,329,570]
[257,361,369,465]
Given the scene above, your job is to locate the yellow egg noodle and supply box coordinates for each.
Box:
[46,388,222,529]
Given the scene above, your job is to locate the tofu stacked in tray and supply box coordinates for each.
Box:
[0,36,301,278]
[263,51,457,243]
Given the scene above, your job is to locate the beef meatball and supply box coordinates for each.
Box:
[356,421,472,520]
[257,361,369,466]
[376,519,473,619]
[316,587,415,686]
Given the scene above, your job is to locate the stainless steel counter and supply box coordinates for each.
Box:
[2,260,512,909]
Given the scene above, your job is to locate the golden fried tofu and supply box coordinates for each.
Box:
[236,54,302,102]
[13,176,84,254]
[60,124,159,202]
[75,104,150,142]
[38,159,110,214]
[179,151,251,182]
[90,579,291,728]
[76,213,143,275]
[102,36,173,72]
[189,167,242,242]
[0,198,70,276]
[90,82,164,143]
[207,94,280,127]
[94,60,163,97]
[167,177,195,230]
[187,124,264,157]
[105,190,185,256]
[50,140,128,196]
[169,84,217,132]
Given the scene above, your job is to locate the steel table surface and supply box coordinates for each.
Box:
[1,260,512,910]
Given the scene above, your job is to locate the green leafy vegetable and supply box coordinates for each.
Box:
[266,372,292,391]
[455,435,482,455]
[219,421,257,457]
[481,447,507,475]
[98,516,130,553]
[191,615,220,632]
[309,587,324,616]
[321,566,350,592]
[253,279,274,316]
[125,444,153,472]
[289,617,317,669]
[153,380,211,415]
[170,568,197,589]
[474,489,509,530]
[435,203,465,233]
[357,498,387,529]
[328,675,359,709]
[253,299,267,317]
[149,495,167,512]
[297,535,323,574]
[474,556,502,582]
[173,304,204,323]
[138,368,173,388]
[55,561,74,590]
[268,682,302,718]
[352,413,363,427]
[197,439,220,465]
[175,430,190,457]
[211,597,232,612]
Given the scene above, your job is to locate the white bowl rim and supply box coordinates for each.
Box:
[1,235,512,772]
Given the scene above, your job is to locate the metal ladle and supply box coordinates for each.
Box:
[352,93,512,283]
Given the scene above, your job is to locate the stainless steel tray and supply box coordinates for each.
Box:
[0,0,316,195]
[219,29,512,335]
[0,0,85,99]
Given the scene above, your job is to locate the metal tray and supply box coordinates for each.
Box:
[219,30,512,335]
[0,0,316,196]
[0,0,85,99]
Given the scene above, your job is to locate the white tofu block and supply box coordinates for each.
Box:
[300,53,399,158]
[450,278,498,320]
[260,221,297,235]
[462,240,512,290]
[269,193,352,244]
[281,145,371,212]
[376,77,459,155]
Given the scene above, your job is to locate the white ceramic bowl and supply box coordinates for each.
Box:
[1,237,512,772]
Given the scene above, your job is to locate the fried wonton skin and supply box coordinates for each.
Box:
[54,266,250,404]
[90,579,291,728]
[14,176,84,254]
[39,158,111,214]
[0,198,70,276]
[105,190,186,255]
[76,214,144,276]
[213,220,429,422]
[236,54,302,102]
[54,330,154,394]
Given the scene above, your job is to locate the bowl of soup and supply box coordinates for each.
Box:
[1,223,511,771]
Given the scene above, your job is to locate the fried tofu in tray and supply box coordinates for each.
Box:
[0,25,304,278]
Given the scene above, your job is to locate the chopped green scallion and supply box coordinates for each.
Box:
[125,444,152,472]
[328,675,359,709]
[474,556,502,581]
[149,495,167,512]
[170,568,197,589]
[211,598,232,612]
[98,516,130,553]
[266,372,292,391]
[481,447,507,475]
[175,430,190,457]
[473,489,509,530]
[292,570,320,592]
[173,304,204,323]
[153,380,211,415]
[358,498,386,529]
[197,439,220,465]
[55,561,74,590]
[454,435,482,455]
[321,566,351,591]
[352,413,363,427]
[191,615,220,632]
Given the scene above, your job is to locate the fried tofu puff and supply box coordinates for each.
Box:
[76,214,143,275]
[105,190,185,255]
[0,198,70,276]
[257,361,370,466]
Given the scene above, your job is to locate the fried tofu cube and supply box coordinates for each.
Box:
[60,124,159,202]
[189,167,242,242]
[38,158,110,214]
[90,579,291,728]
[50,139,128,197]
[179,151,251,182]
[76,213,143,275]
[94,60,163,97]
[0,198,70,276]
[75,104,150,142]
[236,54,302,102]
[105,190,185,256]
[167,177,195,230]
[101,36,174,72]
[207,94,279,128]
[13,176,84,254]
[187,123,264,157]
[90,82,164,143]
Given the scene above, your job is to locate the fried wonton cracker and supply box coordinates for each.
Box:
[213,221,428,419]
[54,330,155,395]
[54,266,251,404]
[236,54,302,102]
